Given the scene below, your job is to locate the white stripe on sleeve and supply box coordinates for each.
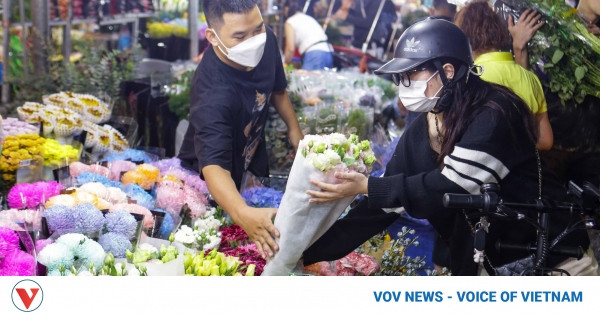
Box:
[441,166,481,194]
[450,146,509,179]
[443,155,499,185]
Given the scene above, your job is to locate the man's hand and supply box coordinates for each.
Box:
[587,23,600,37]
[234,206,280,259]
[508,9,544,68]
[508,9,544,50]
[307,172,368,203]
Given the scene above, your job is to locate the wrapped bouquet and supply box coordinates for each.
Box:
[262,133,376,275]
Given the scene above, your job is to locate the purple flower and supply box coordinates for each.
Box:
[0,227,20,258]
[105,210,138,239]
[71,203,105,237]
[0,250,36,276]
[98,232,132,258]
[151,158,182,173]
[44,205,75,234]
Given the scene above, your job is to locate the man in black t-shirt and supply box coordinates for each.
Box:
[178,0,303,259]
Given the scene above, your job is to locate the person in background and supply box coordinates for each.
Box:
[506,0,600,188]
[284,0,334,70]
[300,18,593,275]
[576,0,600,35]
[455,1,553,150]
[331,0,398,51]
[178,0,303,259]
[429,0,456,21]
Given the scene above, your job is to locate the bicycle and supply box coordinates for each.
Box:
[442,181,600,275]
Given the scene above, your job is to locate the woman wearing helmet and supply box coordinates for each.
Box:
[301,18,593,275]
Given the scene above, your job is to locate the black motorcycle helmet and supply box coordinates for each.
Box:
[375,18,475,112]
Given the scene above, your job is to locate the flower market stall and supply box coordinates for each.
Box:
[0,61,436,277]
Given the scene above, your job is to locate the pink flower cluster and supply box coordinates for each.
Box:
[7,181,64,209]
[70,162,110,178]
[219,224,249,252]
[222,244,266,276]
[107,160,137,181]
[303,252,379,276]
[335,252,379,276]
[156,182,185,217]
[0,227,36,276]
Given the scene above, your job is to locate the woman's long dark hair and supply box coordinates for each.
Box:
[436,59,538,164]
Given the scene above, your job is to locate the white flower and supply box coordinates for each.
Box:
[138,243,158,254]
[202,235,222,251]
[324,149,342,166]
[204,207,217,218]
[174,226,196,245]
[194,216,221,233]
[328,133,347,146]
[310,153,330,171]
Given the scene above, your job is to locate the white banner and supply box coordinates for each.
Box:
[1,276,598,314]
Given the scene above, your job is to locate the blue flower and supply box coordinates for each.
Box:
[124,184,155,209]
[153,209,176,240]
[37,243,74,271]
[71,203,106,237]
[98,232,132,258]
[105,210,138,239]
[77,172,123,190]
[45,205,75,234]
[104,149,152,163]
[242,187,283,208]
[74,237,106,269]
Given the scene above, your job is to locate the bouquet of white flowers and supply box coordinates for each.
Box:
[262,133,376,276]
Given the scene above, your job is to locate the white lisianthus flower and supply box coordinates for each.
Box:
[328,133,347,146]
[174,225,196,245]
[323,149,342,167]
[194,216,221,233]
[138,243,159,254]
[202,235,222,251]
[310,153,331,171]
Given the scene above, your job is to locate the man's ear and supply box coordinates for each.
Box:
[442,63,455,80]
[205,28,219,46]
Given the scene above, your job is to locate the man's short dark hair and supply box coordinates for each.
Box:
[203,0,259,28]
[433,0,457,14]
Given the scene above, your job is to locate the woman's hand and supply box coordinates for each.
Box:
[307,172,368,203]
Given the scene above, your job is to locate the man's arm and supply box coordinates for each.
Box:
[271,90,303,150]
[202,165,279,258]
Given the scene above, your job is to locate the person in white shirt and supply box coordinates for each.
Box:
[284,0,333,70]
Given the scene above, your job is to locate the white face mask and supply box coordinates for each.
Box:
[398,71,443,112]
[211,29,267,68]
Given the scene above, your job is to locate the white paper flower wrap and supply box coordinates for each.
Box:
[262,134,375,276]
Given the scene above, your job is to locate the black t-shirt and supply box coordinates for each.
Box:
[178,27,287,189]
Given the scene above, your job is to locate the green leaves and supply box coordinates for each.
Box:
[551,49,564,64]
[575,66,587,82]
